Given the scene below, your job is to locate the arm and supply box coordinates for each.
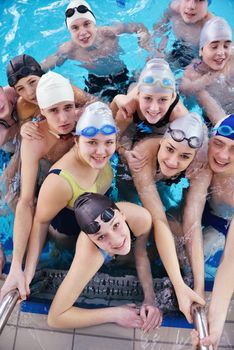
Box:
[182,167,212,297]
[48,232,143,329]
[109,22,150,51]
[201,217,234,349]
[196,90,226,125]
[40,42,70,72]
[24,174,72,286]
[129,138,205,322]
[0,140,42,299]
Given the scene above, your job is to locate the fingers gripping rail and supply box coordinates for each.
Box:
[0,289,19,335]
[191,303,214,350]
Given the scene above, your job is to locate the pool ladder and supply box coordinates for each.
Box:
[0,289,19,335]
[192,303,214,350]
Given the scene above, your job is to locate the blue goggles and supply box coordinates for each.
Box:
[213,125,234,137]
[79,124,117,138]
[142,76,174,90]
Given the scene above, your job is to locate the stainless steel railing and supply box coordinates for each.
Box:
[0,289,19,335]
[192,303,214,350]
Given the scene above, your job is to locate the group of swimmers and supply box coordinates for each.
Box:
[0,0,233,349]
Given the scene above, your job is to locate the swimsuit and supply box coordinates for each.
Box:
[84,67,130,102]
[202,201,233,237]
[49,163,113,236]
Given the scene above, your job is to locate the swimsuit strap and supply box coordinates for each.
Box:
[156,160,186,185]
[155,94,180,128]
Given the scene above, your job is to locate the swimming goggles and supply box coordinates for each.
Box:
[141,76,174,90]
[212,125,234,137]
[65,5,96,20]
[167,127,202,148]
[79,125,117,138]
[8,65,41,87]
[83,208,115,234]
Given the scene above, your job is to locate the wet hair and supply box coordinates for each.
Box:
[7,54,44,87]
[74,192,118,234]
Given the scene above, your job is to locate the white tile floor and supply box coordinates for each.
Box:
[1,280,234,350]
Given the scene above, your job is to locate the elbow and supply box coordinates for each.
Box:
[47,311,60,329]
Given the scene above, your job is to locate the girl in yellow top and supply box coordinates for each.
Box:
[23,101,117,292]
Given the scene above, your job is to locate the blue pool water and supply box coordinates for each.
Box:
[0,0,234,327]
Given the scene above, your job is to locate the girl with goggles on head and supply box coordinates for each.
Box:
[23,102,118,291]
[125,112,210,323]
[48,192,162,331]
[111,59,188,164]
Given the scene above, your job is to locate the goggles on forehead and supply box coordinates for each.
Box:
[65,5,96,20]
[8,65,40,87]
[79,124,117,138]
[167,127,202,149]
[83,207,115,234]
[212,125,234,137]
[141,76,175,90]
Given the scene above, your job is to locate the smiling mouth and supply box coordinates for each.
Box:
[113,239,126,251]
[214,158,229,167]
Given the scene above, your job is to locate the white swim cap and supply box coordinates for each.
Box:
[199,17,232,50]
[75,101,117,137]
[138,59,176,95]
[165,112,204,149]
[36,71,74,109]
[65,0,96,29]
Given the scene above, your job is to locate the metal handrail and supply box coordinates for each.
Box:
[0,289,19,335]
[192,303,214,350]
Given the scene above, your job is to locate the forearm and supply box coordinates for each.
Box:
[184,226,204,295]
[134,240,155,304]
[196,90,226,125]
[48,305,119,329]
[11,199,35,268]
[25,219,49,280]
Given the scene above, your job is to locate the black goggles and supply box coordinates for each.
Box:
[65,5,96,20]
[8,65,42,87]
[167,127,202,149]
[83,208,115,234]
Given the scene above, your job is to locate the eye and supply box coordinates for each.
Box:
[64,105,73,111]
[97,234,105,241]
[180,154,190,160]
[16,87,23,93]
[84,21,91,27]
[113,222,120,230]
[88,140,96,145]
[49,108,57,113]
[144,96,152,102]
[166,146,174,153]
[106,140,115,145]
[30,80,37,85]
[159,98,168,103]
[213,140,223,148]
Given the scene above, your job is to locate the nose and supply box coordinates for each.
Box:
[220,147,230,161]
[149,100,160,113]
[110,233,123,248]
[95,142,106,155]
[216,46,226,57]
[167,154,179,167]
[25,84,35,98]
[59,110,69,123]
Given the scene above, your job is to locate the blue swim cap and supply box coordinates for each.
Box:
[212,114,234,141]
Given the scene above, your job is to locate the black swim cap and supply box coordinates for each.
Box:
[74,192,118,234]
[7,54,44,87]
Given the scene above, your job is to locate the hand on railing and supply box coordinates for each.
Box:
[0,289,19,335]
[191,303,214,350]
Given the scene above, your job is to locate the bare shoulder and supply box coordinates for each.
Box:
[116,202,152,237]
[21,137,47,161]
[99,25,118,38]
[188,164,212,184]
[171,98,188,119]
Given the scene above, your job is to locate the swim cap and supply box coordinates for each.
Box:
[74,192,118,234]
[75,101,117,137]
[199,17,232,50]
[65,0,96,29]
[36,71,74,109]
[211,114,234,141]
[138,58,176,95]
[7,54,44,87]
[165,112,204,148]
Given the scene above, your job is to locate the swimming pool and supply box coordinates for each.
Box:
[0,0,234,342]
